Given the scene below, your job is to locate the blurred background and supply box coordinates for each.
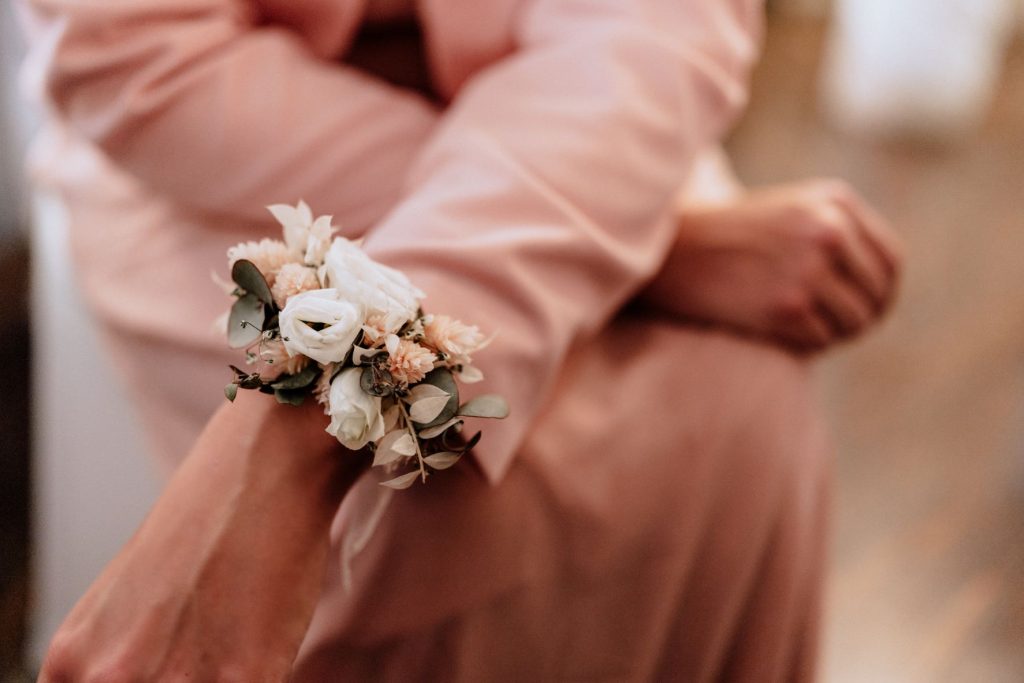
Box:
[2,0,1023,680]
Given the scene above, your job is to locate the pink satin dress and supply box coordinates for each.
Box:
[20,0,831,679]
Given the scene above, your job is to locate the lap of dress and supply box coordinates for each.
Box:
[287,314,832,683]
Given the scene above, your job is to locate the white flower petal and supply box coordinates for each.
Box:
[326,368,383,450]
[267,203,300,229]
[297,199,313,226]
[279,289,363,365]
[323,238,423,329]
[385,333,400,356]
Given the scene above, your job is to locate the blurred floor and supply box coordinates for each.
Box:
[3,13,1023,683]
[725,16,1024,683]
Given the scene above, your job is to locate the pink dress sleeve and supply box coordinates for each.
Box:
[361,0,764,483]
[23,0,437,229]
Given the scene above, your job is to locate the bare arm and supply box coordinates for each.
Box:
[38,392,367,682]
[640,179,905,351]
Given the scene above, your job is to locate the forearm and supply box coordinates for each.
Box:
[149,393,363,667]
[635,180,904,351]
[43,393,366,681]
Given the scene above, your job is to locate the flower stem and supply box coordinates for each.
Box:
[397,400,428,483]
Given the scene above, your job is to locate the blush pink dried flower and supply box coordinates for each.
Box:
[271,263,321,308]
[257,339,308,381]
[422,315,487,362]
[385,335,437,385]
[360,312,393,348]
[227,238,296,286]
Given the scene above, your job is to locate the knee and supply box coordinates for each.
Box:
[692,331,830,474]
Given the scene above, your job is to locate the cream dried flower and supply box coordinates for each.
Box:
[422,315,487,363]
[267,200,335,266]
[385,334,436,385]
[360,312,395,348]
[256,339,308,381]
[314,363,335,408]
[227,238,296,287]
[271,263,320,308]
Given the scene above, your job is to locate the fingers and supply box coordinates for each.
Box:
[785,310,834,353]
[832,189,905,308]
[839,190,904,274]
[770,294,839,353]
[814,273,875,337]
[771,270,875,353]
[822,215,890,311]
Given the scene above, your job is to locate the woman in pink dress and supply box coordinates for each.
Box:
[20,0,902,679]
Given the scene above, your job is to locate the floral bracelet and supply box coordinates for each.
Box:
[219,201,509,489]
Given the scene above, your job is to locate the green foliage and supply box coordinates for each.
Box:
[361,363,395,397]
[231,258,274,305]
[457,394,510,419]
[274,388,307,406]
[412,368,459,428]
[228,294,265,348]
[270,365,319,391]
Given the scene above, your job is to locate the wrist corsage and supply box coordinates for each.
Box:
[219,201,509,489]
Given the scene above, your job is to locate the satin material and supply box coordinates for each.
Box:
[20,0,830,678]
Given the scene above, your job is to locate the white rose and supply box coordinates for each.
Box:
[322,238,425,334]
[326,367,385,450]
[267,200,334,266]
[279,289,363,365]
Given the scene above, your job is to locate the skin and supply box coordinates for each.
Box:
[37,392,369,683]
[642,178,905,352]
[37,179,904,681]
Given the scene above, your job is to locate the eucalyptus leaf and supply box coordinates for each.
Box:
[352,346,382,366]
[411,368,459,427]
[418,418,463,439]
[406,383,449,402]
[461,430,482,453]
[360,365,375,394]
[455,365,484,383]
[372,430,416,467]
[381,403,401,433]
[274,388,307,406]
[457,394,510,419]
[423,451,461,470]
[238,374,263,390]
[224,383,238,402]
[361,365,394,397]
[409,396,450,424]
[228,294,265,349]
[270,365,319,390]
[392,433,417,456]
[231,259,274,305]
[379,471,420,490]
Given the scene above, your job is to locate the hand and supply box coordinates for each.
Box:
[639,179,905,352]
[38,392,367,683]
